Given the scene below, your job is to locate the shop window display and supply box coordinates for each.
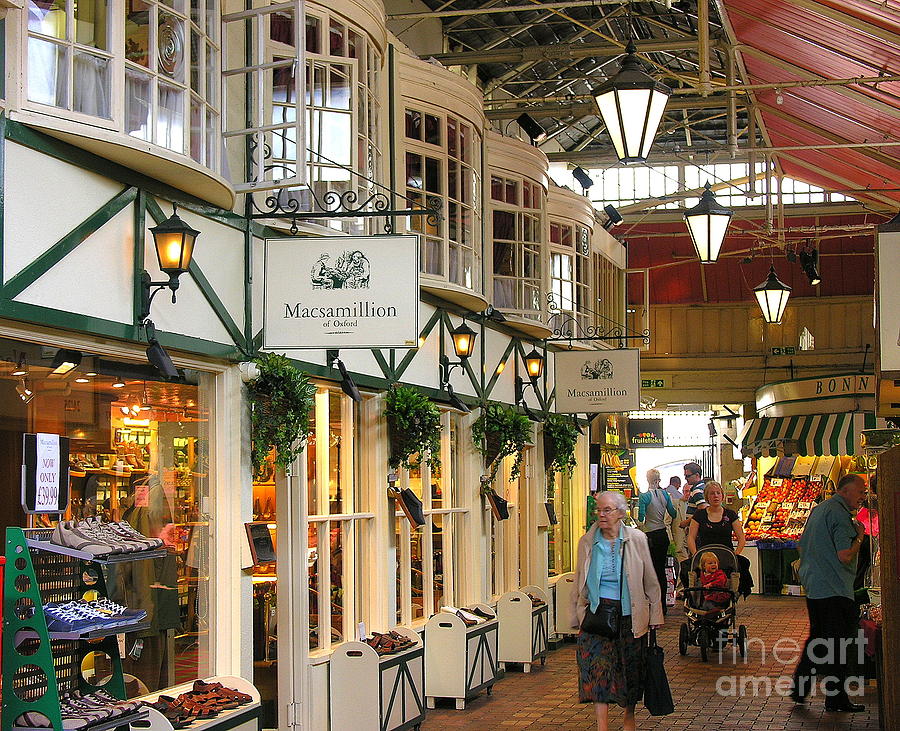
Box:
[0,337,212,698]
[547,472,573,576]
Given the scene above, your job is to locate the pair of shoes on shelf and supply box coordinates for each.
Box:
[44,598,146,633]
[17,690,140,728]
[467,606,495,620]
[526,593,545,607]
[51,517,163,557]
[365,631,416,655]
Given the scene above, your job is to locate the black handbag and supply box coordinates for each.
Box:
[581,539,624,638]
[643,630,675,716]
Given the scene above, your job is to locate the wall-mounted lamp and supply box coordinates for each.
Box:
[327,350,361,402]
[141,204,199,322]
[515,347,545,407]
[51,349,82,375]
[439,321,478,414]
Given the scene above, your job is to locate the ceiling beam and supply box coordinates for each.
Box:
[429,38,700,65]
[386,0,625,20]
[610,172,769,215]
[776,152,897,211]
[485,96,746,119]
[778,0,900,49]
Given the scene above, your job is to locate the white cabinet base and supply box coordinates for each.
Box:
[498,588,550,671]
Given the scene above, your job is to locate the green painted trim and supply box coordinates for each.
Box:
[758,370,874,388]
[3,186,137,299]
[188,259,248,352]
[758,393,876,412]
[372,349,395,381]
[393,309,442,380]
[145,195,166,225]
[484,339,516,394]
[5,120,248,231]
[133,189,147,323]
[0,300,242,359]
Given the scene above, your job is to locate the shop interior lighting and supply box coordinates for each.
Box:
[516,113,547,144]
[753,266,792,324]
[50,349,82,375]
[74,377,90,384]
[683,182,733,263]
[112,378,126,389]
[11,355,28,377]
[592,41,672,163]
[16,378,34,404]
[602,204,624,231]
[572,167,594,193]
[799,248,821,286]
[326,351,361,403]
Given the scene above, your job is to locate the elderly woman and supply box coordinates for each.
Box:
[573,490,664,731]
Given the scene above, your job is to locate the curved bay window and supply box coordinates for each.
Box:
[405,108,481,290]
[25,0,221,167]
[550,220,591,330]
[491,175,545,320]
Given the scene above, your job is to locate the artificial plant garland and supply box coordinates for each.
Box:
[247,352,316,477]
[385,384,442,469]
[472,403,532,483]
[543,413,580,482]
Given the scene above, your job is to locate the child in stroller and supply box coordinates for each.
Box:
[679,545,747,661]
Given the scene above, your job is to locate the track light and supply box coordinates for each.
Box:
[146,338,179,378]
[799,248,821,286]
[572,167,593,193]
[51,349,82,375]
[327,350,361,402]
[11,355,27,377]
[446,384,470,414]
[602,204,623,231]
[16,378,34,404]
[516,113,547,144]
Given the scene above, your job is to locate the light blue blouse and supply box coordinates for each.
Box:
[587,524,631,616]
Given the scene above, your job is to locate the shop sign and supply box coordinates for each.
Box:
[554,349,640,413]
[756,373,874,413]
[21,433,69,514]
[603,449,635,492]
[263,235,420,350]
[628,418,664,447]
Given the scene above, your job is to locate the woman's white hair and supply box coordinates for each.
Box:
[597,490,628,513]
[646,468,661,488]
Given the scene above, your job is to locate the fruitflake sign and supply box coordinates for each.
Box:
[554,349,641,413]
[22,433,70,514]
[263,235,420,350]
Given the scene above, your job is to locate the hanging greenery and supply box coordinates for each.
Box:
[247,352,316,477]
[385,384,442,470]
[472,403,532,482]
[543,413,580,482]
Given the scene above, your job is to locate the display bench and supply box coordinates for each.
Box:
[551,573,577,637]
[134,676,260,730]
[424,605,498,710]
[330,627,424,731]
[498,586,549,673]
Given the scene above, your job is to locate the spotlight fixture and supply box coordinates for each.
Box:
[592,41,672,163]
[602,204,623,231]
[141,204,200,321]
[799,248,821,286]
[50,349,82,375]
[753,265,792,324]
[16,379,35,404]
[326,350,361,403]
[516,113,547,144]
[572,166,594,193]
[143,321,179,378]
[683,182,733,263]
[11,355,28,377]
[446,384,470,414]
[112,378,126,389]
[786,249,797,263]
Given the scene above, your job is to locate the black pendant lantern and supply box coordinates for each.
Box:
[753,266,792,324]
[683,183,734,263]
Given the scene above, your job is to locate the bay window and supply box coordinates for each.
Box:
[550,220,591,329]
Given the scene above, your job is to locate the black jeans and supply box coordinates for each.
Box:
[645,528,670,614]
[793,596,861,706]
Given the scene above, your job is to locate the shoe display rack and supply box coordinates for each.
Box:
[134,676,260,730]
[497,587,549,673]
[551,573,578,638]
[2,526,155,730]
[424,604,499,710]
[330,627,425,731]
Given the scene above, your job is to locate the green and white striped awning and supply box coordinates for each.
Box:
[739,413,874,457]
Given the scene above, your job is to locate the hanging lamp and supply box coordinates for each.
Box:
[683,182,733,263]
[753,266,792,324]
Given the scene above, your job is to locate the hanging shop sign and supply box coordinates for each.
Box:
[628,418,664,447]
[263,235,420,350]
[554,349,640,413]
[21,433,70,514]
[756,373,874,415]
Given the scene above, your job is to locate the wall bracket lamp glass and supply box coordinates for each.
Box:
[140,204,200,322]
[683,182,733,263]
[515,347,546,406]
[753,266,792,324]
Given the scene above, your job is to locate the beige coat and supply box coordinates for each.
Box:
[571,523,664,638]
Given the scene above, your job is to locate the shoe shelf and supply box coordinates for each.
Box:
[16,620,152,642]
[132,675,261,731]
[424,604,499,710]
[497,587,550,673]
[330,627,425,731]
[14,709,150,731]
[24,530,168,564]
[550,573,579,638]
[2,527,147,731]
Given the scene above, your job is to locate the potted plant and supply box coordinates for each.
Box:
[246,352,316,478]
[472,403,532,483]
[543,413,580,482]
[384,384,442,470]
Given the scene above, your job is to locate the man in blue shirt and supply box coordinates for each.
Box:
[791,473,868,712]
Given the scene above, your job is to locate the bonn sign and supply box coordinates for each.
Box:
[554,349,641,413]
[263,235,420,350]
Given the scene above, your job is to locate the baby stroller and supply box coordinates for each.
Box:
[679,544,747,661]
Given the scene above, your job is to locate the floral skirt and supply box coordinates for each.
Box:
[576,609,646,707]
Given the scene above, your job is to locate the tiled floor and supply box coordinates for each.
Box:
[423,596,881,730]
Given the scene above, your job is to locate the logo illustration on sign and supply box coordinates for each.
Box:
[310,250,371,290]
[581,358,613,380]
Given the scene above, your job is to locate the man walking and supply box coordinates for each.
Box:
[677,462,709,592]
[791,473,868,712]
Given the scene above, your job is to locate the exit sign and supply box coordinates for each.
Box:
[641,378,666,389]
[771,347,796,356]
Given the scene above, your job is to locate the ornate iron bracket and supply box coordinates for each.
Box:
[545,293,650,348]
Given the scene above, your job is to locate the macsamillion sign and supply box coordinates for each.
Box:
[263,235,420,349]
[554,349,641,413]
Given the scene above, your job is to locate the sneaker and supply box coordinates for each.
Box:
[51,521,122,557]
[79,518,141,553]
[108,521,164,550]
[45,602,107,633]
[86,597,147,623]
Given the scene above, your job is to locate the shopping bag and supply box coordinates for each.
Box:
[643,630,674,716]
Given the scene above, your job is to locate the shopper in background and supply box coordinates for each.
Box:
[638,469,677,615]
[668,477,690,567]
[792,473,868,713]
[665,475,682,501]
[573,491,664,731]
[679,462,708,531]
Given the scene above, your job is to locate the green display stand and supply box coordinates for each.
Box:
[1,527,131,730]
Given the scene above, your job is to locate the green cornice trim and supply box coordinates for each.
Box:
[372,349,395,381]
[485,339,517,394]
[393,309,442,380]
[2,186,137,299]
